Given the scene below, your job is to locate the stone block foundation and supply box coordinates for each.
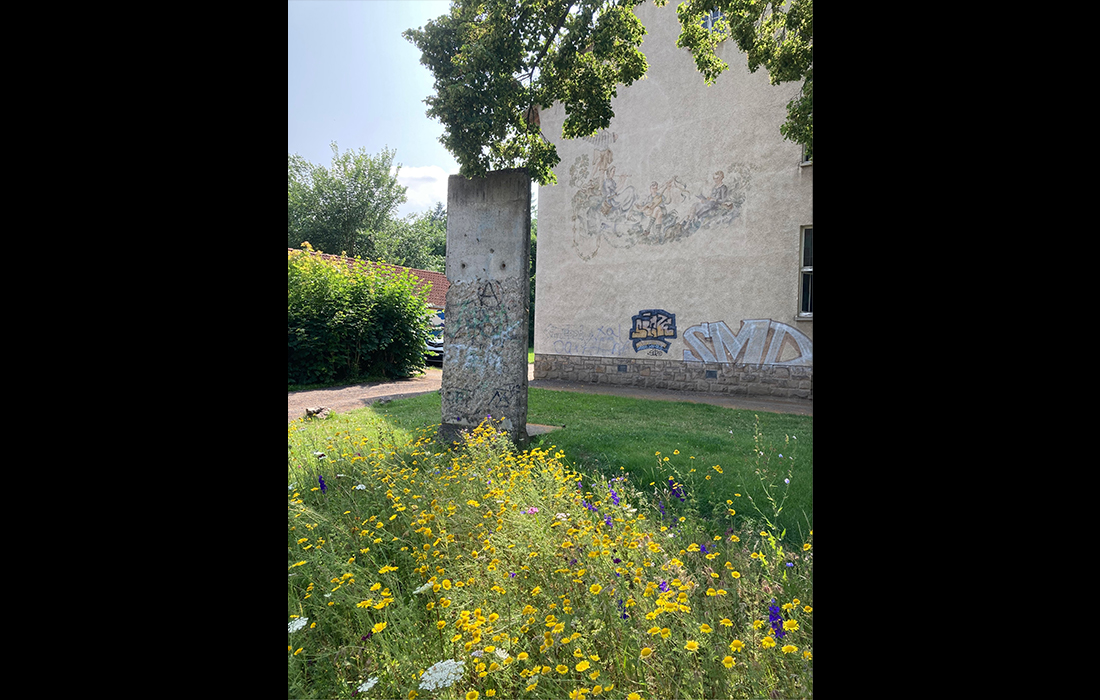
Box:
[533,354,812,402]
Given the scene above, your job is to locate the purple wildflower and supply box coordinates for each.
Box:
[609,489,620,506]
[659,580,669,593]
[668,478,685,502]
[768,602,786,639]
[699,543,708,554]
[318,476,326,494]
[604,514,613,528]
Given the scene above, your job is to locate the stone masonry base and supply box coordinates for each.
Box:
[533,354,812,401]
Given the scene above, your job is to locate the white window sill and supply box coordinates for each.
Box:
[795,314,813,322]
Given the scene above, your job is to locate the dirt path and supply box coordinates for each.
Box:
[287,368,444,423]
[289,364,810,422]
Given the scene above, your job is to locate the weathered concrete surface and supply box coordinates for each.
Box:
[441,169,531,445]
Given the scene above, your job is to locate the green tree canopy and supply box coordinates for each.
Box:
[667,0,812,160]
[405,1,812,182]
[372,202,448,273]
[288,142,408,257]
[404,0,649,185]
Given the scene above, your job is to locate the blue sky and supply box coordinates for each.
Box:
[288,1,460,218]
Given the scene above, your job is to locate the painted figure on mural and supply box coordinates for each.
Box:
[635,179,678,235]
[687,171,730,223]
[599,165,636,216]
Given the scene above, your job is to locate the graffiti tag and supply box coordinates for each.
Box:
[682,320,812,366]
[630,310,677,353]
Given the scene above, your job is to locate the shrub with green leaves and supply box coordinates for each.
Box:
[289,245,432,386]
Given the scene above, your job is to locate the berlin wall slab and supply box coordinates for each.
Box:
[440,169,531,445]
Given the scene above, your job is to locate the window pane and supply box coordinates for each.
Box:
[801,273,813,314]
[803,228,812,267]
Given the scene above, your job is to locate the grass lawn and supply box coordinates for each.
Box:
[291,388,812,542]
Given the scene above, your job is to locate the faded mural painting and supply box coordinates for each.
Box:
[568,131,752,260]
[682,319,813,366]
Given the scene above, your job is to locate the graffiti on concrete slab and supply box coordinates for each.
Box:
[568,131,752,260]
[682,319,812,366]
[545,323,630,356]
[630,309,677,353]
[477,280,503,307]
[487,383,525,411]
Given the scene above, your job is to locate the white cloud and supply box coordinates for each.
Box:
[394,165,458,218]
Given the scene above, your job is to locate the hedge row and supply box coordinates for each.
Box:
[288,245,432,386]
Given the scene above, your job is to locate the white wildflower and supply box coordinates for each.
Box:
[313,451,325,459]
[414,581,434,594]
[419,659,466,691]
[288,617,308,633]
[288,483,298,491]
[357,677,379,693]
[494,648,509,660]
[555,513,569,520]
[355,484,367,490]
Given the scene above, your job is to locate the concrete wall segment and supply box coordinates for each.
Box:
[442,169,532,444]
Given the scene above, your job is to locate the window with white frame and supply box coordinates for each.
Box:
[799,226,813,317]
[702,8,723,31]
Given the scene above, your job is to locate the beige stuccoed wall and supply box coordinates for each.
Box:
[534,2,812,395]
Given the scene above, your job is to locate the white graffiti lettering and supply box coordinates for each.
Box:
[682,320,812,366]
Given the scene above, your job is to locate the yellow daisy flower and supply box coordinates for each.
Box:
[640,647,654,659]
[722,656,735,669]
[684,640,699,652]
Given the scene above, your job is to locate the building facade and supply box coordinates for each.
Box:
[533,2,812,401]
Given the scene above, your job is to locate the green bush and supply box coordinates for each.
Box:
[288,245,432,386]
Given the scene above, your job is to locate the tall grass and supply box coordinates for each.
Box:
[289,406,813,699]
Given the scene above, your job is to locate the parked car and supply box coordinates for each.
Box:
[425,311,445,365]
[425,335,443,365]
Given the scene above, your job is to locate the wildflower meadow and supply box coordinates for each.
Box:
[289,411,813,699]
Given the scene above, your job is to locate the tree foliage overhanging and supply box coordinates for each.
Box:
[405,0,812,185]
[404,0,650,186]
[667,0,812,161]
